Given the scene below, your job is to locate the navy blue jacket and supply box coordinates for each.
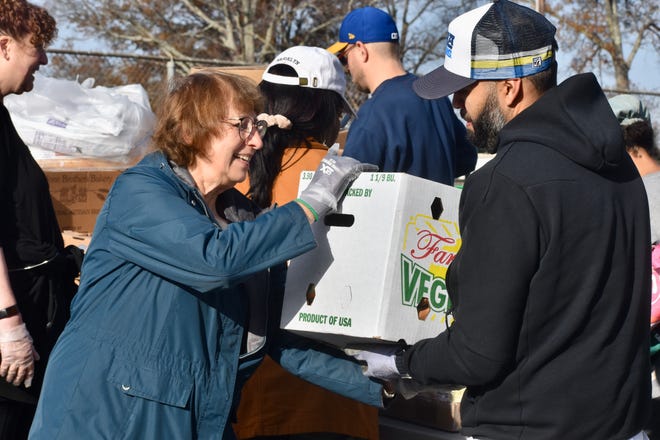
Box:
[343,72,476,184]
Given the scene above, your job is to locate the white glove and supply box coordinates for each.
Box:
[0,323,40,387]
[345,345,400,380]
[298,146,378,220]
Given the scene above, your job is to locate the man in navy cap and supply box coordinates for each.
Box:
[347,1,652,439]
[328,6,476,186]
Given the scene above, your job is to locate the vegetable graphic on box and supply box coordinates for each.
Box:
[401,213,461,325]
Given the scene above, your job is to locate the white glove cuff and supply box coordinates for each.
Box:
[0,323,31,342]
[385,353,398,375]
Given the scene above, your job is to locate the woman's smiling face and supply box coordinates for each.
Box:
[205,108,264,192]
[1,33,48,97]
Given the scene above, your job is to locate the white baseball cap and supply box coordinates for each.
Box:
[608,94,652,126]
[262,46,356,116]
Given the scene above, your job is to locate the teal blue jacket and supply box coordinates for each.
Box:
[30,151,382,439]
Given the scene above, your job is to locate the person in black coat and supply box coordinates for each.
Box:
[348,1,651,439]
[0,1,81,438]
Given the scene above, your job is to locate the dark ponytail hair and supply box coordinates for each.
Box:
[622,120,659,161]
[248,64,345,208]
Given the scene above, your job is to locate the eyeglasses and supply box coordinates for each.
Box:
[338,45,355,66]
[222,116,268,140]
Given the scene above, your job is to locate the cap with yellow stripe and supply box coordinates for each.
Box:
[413,0,557,99]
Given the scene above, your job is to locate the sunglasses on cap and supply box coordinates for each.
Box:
[337,45,355,66]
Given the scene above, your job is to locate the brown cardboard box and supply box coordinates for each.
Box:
[380,387,465,432]
[189,65,266,85]
[61,230,92,249]
[44,167,123,233]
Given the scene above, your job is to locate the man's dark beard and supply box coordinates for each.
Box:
[467,90,507,154]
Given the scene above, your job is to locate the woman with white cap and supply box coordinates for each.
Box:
[234,46,379,440]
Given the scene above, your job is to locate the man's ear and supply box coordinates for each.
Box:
[499,78,523,107]
[355,41,368,63]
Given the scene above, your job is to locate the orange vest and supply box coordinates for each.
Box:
[233,141,378,439]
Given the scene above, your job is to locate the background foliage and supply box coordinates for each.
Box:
[36,0,659,115]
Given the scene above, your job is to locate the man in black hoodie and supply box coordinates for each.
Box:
[348,1,652,439]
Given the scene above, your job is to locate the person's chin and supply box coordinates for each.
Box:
[231,170,249,185]
[17,82,33,94]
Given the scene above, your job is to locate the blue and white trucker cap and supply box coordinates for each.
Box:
[414,0,556,99]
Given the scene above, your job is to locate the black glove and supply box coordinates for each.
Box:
[48,245,84,282]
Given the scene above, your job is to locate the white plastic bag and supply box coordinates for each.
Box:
[5,73,156,162]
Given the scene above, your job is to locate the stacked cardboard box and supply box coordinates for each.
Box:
[40,158,130,234]
[381,386,465,432]
[189,65,266,85]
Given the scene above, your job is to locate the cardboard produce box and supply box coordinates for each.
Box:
[380,386,465,432]
[61,230,92,250]
[281,172,462,347]
[44,166,123,233]
[190,65,266,85]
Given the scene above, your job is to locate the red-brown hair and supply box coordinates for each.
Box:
[152,71,263,167]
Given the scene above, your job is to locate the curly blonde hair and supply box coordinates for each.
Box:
[0,0,57,47]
